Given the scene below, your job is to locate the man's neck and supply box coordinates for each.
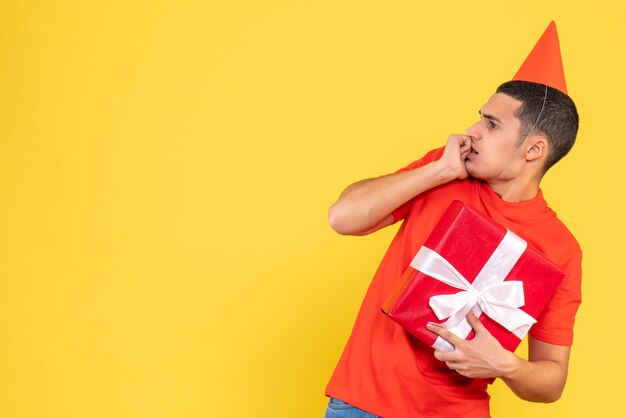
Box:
[486,176,541,203]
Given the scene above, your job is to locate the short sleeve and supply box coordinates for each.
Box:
[529,248,583,346]
[390,147,445,223]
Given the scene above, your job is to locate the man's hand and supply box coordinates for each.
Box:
[436,134,472,181]
[426,311,520,379]
[427,312,571,402]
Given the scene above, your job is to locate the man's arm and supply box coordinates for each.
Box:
[501,335,570,403]
[328,135,473,236]
[428,312,570,403]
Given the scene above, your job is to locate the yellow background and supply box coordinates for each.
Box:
[1,1,623,417]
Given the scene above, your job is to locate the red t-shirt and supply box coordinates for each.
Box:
[325,148,582,418]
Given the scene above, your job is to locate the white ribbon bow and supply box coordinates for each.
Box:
[410,230,537,352]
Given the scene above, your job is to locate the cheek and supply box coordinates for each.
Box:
[466,152,504,177]
[484,144,513,164]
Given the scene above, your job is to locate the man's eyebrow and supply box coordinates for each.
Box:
[478,110,503,125]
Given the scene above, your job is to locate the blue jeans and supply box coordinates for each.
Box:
[324,397,380,418]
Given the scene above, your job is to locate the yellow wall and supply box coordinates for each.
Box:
[1,1,623,417]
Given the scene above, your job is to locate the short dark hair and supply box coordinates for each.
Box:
[496,80,579,173]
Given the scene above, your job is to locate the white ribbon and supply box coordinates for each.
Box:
[410,230,537,352]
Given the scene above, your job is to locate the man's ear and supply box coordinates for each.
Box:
[525,135,548,162]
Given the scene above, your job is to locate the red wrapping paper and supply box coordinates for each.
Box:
[382,200,565,352]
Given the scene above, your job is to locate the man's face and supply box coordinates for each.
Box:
[464,93,525,181]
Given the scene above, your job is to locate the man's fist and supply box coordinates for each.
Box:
[438,134,472,181]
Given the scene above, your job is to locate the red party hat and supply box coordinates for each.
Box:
[513,21,568,94]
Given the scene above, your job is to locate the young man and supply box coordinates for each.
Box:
[324,22,581,418]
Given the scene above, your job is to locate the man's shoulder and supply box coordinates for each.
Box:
[542,206,582,251]
[522,202,582,269]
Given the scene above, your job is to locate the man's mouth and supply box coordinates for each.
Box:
[470,147,479,155]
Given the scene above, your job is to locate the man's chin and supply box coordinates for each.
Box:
[464,162,484,180]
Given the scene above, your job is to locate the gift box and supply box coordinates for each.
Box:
[382,200,565,353]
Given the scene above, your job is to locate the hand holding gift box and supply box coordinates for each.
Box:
[382,201,565,353]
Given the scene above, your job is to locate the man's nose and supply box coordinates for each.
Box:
[465,122,482,140]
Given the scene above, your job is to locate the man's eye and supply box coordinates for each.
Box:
[489,121,497,129]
